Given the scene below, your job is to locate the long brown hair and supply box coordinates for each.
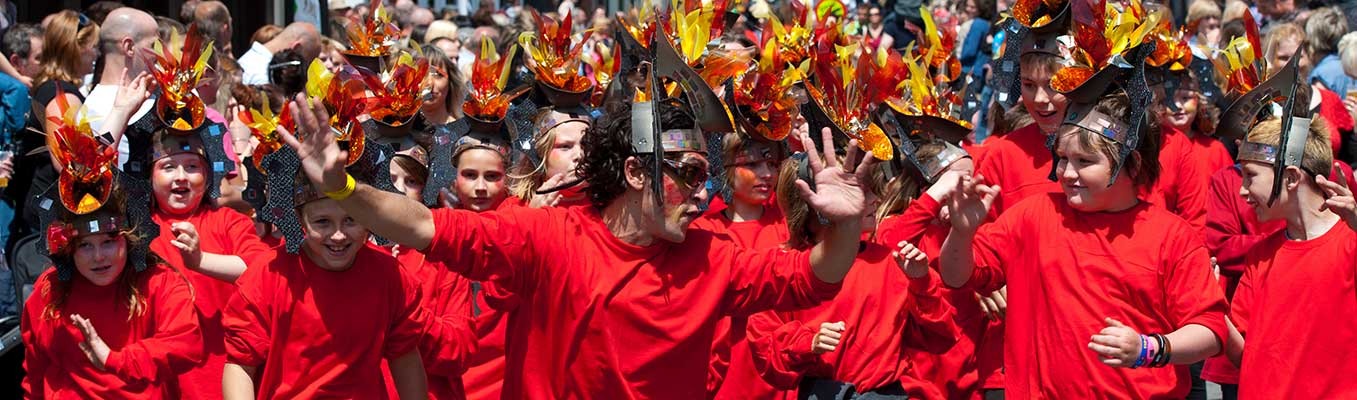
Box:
[41,230,176,321]
[34,11,99,89]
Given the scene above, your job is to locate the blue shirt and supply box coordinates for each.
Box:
[1311,54,1357,98]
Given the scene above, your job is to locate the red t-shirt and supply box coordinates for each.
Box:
[877,194,995,400]
[966,193,1229,398]
[1232,222,1357,399]
[394,247,478,400]
[22,264,203,399]
[1144,125,1209,232]
[690,199,790,399]
[424,205,843,398]
[150,206,273,400]
[222,244,429,399]
[746,243,958,399]
[974,123,1059,217]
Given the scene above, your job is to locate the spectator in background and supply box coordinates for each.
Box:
[237,22,320,85]
[179,0,201,23]
[84,1,124,25]
[863,4,893,52]
[317,38,347,73]
[1339,31,1357,165]
[192,0,233,57]
[1257,0,1306,28]
[3,23,41,84]
[266,49,305,98]
[958,0,996,80]
[85,7,157,167]
[1308,7,1354,96]
[1187,0,1222,58]
[251,24,282,46]
[1223,0,1251,24]
[155,16,184,42]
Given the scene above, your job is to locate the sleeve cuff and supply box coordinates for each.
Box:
[102,350,126,375]
[907,269,943,297]
[804,255,845,300]
[916,193,943,217]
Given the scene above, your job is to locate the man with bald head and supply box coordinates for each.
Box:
[85,7,158,168]
[238,22,320,85]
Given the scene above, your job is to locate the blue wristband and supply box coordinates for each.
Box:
[1132,335,1149,368]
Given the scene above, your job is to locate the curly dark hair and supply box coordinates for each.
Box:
[577,100,696,209]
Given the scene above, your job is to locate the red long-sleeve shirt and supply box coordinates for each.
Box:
[222,244,429,399]
[22,264,204,399]
[876,194,994,400]
[691,197,790,400]
[423,204,844,398]
[964,193,1228,398]
[746,243,958,399]
[462,196,525,400]
[150,206,273,400]
[394,247,479,400]
[1232,223,1357,399]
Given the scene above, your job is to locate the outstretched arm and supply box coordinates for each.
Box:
[278,93,436,250]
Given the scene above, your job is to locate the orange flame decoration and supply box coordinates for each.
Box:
[618,0,659,51]
[236,96,293,173]
[464,38,529,120]
[583,41,621,105]
[731,17,811,141]
[144,23,214,131]
[917,8,962,82]
[305,59,375,165]
[364,51,431,124]
[806,26,898,160]
[345,0,400,57]
[1013,0,1070,28]
[1210,13,1264,94]
[1146,19,1192,71]
[46,87,118,215]
[1049,0,1160,92]
[890,45,973,130]
[769,0,814,65]
[661,0,748,89]
[520,9,592,93]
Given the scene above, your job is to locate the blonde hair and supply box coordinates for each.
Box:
[34,11,99,88]
[1339,32,1357,78]
[1187,0,1222,27]
[1222,0,1250,24]
[424,20,460,43]
[1263,23,1306,67]
[1244,117,1334,176]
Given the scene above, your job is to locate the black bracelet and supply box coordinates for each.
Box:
[1151,334,1170,367]
[1157,334,1173,367]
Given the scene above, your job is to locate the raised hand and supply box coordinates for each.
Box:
[1316,163,1357,232]
[811,321,847,354]
[793,128,880,223]
[71,314,111,371]
[948,174,999,236]
[112,68,152,116]
[924,169,967,203]
[276,93,348,194]
[893,241,930,278]
[170,222,203,270]
[1088,317,1142,368]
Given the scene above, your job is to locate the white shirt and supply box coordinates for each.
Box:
[84,83,152,168]
[238,42,274,86]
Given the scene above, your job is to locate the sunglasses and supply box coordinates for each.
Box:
[661,157,709,192]
[78,13,92,29]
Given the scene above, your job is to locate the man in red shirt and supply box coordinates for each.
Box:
[275,52,880,399]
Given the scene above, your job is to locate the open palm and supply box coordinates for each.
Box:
[793,128,880,223]
[276,93,349,193]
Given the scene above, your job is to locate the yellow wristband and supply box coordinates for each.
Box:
[323,174,357,200]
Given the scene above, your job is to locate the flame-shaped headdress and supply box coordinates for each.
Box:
[876,47,973,182]
[992,0,1072,108]
[724,14,810,142]
[1049,0,1160,92]
[364,50,431,127]
[344,0,400,58]
[144,23,214,131]
[464,38,529,127]
[306,59,378,166]
[520,9,593,106]
[800,25,899,161]
[39,87,159,278]
[917,8,963,82]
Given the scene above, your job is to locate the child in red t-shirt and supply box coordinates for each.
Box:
[941,92,1229,399]
[1223,117,1357,399]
